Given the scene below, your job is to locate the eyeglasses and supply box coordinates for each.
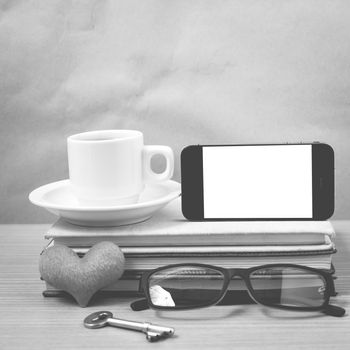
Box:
[130,263,345,317]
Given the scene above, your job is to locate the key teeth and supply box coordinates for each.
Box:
[146,330,175,342]
[146,331,161,342]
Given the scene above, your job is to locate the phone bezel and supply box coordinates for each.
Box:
[181,143,334,221]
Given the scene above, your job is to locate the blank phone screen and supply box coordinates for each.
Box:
[203,145,313,218]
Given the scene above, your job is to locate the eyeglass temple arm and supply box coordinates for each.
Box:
[130,298,346,317]
[323,304,346,317]
[130,298,149,311]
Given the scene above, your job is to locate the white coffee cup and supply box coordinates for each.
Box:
[67,130,174,206]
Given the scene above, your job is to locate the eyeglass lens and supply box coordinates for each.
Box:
[148,266,225,308]
[249,266,327,308]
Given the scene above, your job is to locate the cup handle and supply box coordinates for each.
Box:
[143,146,174,182]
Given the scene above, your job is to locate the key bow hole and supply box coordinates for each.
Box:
[92,312,110,322]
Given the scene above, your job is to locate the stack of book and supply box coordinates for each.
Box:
[42,198,336,298]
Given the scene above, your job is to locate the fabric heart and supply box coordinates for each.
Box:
[39,241,125,307]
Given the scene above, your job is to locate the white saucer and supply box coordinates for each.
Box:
[29,180,181,227]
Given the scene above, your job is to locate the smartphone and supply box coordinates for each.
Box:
[181,143,334,221]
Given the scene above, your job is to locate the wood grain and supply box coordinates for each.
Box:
[0,222,349,349]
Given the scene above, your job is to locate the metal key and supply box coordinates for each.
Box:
[83,311,175,342]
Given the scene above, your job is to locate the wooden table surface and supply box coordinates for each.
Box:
[1,222,350,349]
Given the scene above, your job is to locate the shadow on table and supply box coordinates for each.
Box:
[43,289,348,321]
[155,306,246,321]
[260,307,329,320]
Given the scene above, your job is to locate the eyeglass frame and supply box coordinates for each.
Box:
[137,263,336,312]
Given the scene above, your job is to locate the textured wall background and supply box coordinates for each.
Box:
[1,0,349,223]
